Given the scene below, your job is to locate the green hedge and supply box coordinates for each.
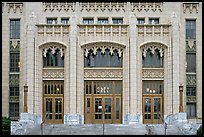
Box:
[197,125,202,135]
[2,117,11,135]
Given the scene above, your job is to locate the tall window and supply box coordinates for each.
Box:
[186,103,196,118]
[149,18,159,24]
[10,19,20,39]
[9,103,19,120]
[10,53,20,72]
[98,18,108,24]
[186,20,196,39]
[186,53,196,72]
[47,18,57,24]
[142,49,163,68]
[112,18,123,24]
[43,48,64,67]
[84,48,122,67]
[137,18,145,24]
[61,18,69,24]
[83,18,94,24]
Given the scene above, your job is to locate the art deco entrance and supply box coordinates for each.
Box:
[84,81,122,124]
[142,80,163,124]
[43,81,64,124]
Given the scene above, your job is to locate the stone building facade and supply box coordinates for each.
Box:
[2,2,202,129]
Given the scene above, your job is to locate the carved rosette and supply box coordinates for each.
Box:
[142,69,164,79]
[9,74,19,86]
[141,44,165,58]
[183,3,199,13]
[186,74,196,86]
[186,96,196,102]
[80,2,126,12]
[6,3,23,13]
[43,69,64,79]
[84,69,123,79]
[131,2,162,12]
[43,2,75,12]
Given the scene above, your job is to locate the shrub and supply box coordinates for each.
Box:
[2,117,11,135]
[197,125,202,135]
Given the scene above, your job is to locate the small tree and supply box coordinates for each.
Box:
[197,125,202,135]
[2,117,11,135]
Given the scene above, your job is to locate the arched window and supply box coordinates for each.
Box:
[84,48,123,67]
[43,48,64,67]
[142,48,163,68]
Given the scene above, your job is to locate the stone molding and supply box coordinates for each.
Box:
[84,68,123,79]
[43,2,76,12]
[186,96,196,103]
[186,74,196,86]
[9,74,19,86]
[131,2,163,12]
[141,44,165,58]
[80,2,126,12]
[6,2,23,13]
[43,68,64,79]
[183,3,199,13]
[9,96,19,103]
[142,68,164,79]
[42,43,65,57]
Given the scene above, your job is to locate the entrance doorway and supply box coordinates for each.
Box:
[142,80,163,124]
[43,81,64,124]
[84,81,122,124]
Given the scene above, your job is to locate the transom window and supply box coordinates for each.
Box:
[43,81,63,94]
[137,18,145,24]
[142,49,163,68]
[98,18,109,24]
[143,81,163,94]
[47,18,57,24]
[186,20,196,39]
[83,18,94,24]
[61,18,69,24]
[112,18,123,24]
[84,48,122,67]
[10,19,20,39]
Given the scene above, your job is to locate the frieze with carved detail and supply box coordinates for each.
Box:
[43,69,64,79]
[6,3,23,13]
[131,2,163,12]
[183,3,199,13]
[142,69,164,78]
[43,2,75,12]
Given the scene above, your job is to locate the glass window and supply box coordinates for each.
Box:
[186,20,196,39]
[149,18,159,24]
[10,87,19,96]
[10,19,20,39]
[44,81,64,95]
[186,53,196,72]
[142,49,163,68]
[43,48,64,67]
[137,18,145,24]
[84,48,122,67]
[61,18,69,24]
[9,103,19,120]
[83,18,94,24]
[98,18,108,24]
[47,18,57,24]
[10,53,20,72]
[186,87,196,96]
[186,103,196,118]
[112,18,123,24]
[143,81,163,94]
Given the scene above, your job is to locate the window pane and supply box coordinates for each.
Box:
[47,18,57,24]
[98,18,108,24]
[149,18,159,24]
[137,18,145,24]
[61,18,69,24]
[10,19,20,39]
[83,18,94,24]
[186,20,196,39]
[186,53,196,72]
[112,18,123,24]
[10,53,20,72]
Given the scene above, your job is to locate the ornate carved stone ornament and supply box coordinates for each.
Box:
[80,2,126,12]
[183,3,199,13]
[141,44,165,58]
[6,2,23,13]
[83,42,125,58]
[10,40,20,52]
[186,96,196,103]
[186,74,196,86]
[142,69,164,78]
[42,43,65,58]
[43,69,64,79]
[131,2,162,12]
[43,2,75,12]
[9,74,19,86]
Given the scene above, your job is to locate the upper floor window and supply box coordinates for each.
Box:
[10,19,20,39]
[98,18,108,24]
[186,20,196,39]
[10,87,19,96]
[83,18,94,24]
[186,87,196,96]
[84,48,122,67]
[112,18,123,24]
[186,53,196,72]
[43,48,64,67]
[10,53,20,72]
[137,18,145,24]
[149,18,159,24]
[47,18,57,24]
[142,49,163,68]
[61,18,69,24]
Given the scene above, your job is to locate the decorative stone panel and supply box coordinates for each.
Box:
[183,3,199,13]
[131,2,163,12]
[43,68,64,79]
[186,96,196,103]
[9,96,19,103]
[10,40,20,53]
[6,2,23,13]
[186,74,196,86]
[43,2,75,12]
[142,68,164,79]
[141,44,165,58]
[186,39,196,52]
[9,74,19,86]
[80,2,127,12]
[84,68,123,79]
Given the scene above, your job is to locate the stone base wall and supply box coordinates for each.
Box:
[64,114,84,124]
[123,113,142,124]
